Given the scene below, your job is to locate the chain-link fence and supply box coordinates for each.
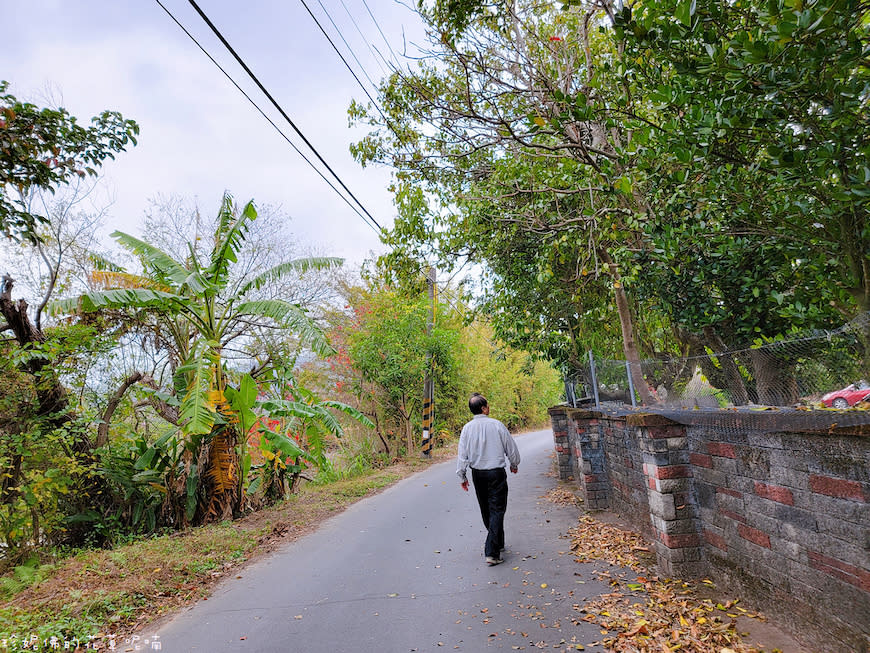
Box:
[563,312,870,433]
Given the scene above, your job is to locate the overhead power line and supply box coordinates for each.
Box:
[155,0,486,338]
[184,0,384,233]
[298,0,392,126]
[360,0,400,66]
[153,0,380,235]
[155,1,490,343]
[337,0,390,77]
[311,0,382,95]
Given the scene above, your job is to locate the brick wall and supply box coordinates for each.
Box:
[600,415,649,536]
[548,406,870,653]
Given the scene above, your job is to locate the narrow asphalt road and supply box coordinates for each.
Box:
[148,430,618,652]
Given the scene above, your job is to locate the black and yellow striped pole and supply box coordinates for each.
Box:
[422,266,436,458]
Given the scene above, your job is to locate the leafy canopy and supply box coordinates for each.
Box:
[0,81,139,243]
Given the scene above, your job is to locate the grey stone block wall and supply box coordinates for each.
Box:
[548,406,870,653]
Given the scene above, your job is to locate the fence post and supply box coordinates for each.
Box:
[589,350,601,410]
[625,360,638,408]
[564,377,577,407]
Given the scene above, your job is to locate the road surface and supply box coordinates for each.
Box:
[147,429,619,652]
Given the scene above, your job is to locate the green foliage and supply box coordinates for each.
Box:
[338,285,457,453]
[94,429,185,539]
[52,194,344,524]
[448,320,563,431]
[246,368,374,503]
[0,81,138,243]
[0,557,55,600]
[351,0,869,384]
[0,326,106,565]
[329,279,562,458]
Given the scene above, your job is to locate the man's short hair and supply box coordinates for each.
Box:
[469,393,488,415]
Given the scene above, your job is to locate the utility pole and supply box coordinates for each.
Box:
[421,266,436,458]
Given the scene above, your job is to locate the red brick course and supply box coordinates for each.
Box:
[754,481,795,506]
[647,425,685,439]
[707,442,736,458]
[716,487,742,498]
[809,474,866,501]
[690,453,713,468]
[703,529,728,551]
[808,550,870,592]
[654,465,691,479]
[738,524,771,548]
[720,509,746,523]
[660,532,701,548]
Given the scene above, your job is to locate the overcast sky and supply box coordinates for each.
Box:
[2,0,428,266]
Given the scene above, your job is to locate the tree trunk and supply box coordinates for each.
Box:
[702,326,750,406]
[96,371,144,448]
[371,408,390,456]
[597,257,654,406]
[0,274,97,464]
[204,426,239,522]
[748,349,797,406]
[0,275,77,435]
[400,395,413,456]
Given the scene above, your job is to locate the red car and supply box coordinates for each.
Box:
[822,381,870,408]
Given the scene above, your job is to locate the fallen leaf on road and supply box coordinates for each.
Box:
[569,516,766,652]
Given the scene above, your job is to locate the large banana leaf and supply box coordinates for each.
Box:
[49,287,183,315]
[207,198,256,290]
[112,231,197,289]
[237,257,344,298]
[233,299,334,357]
[225,373,258,435]
[260,427,307,460]
[317,400,375,429]
[257,398,344,437]
[176,348,218,436]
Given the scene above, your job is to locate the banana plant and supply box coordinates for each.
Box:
[246,367,374,501]
[51,194,343,522]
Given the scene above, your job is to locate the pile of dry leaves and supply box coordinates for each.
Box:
[542,486,584,507]
[567,516,773,653]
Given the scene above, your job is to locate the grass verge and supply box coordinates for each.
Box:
[0,454,444,652]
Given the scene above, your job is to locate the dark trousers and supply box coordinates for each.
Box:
[471,467,508,558]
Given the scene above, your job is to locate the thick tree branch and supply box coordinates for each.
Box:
[96,371,144,448]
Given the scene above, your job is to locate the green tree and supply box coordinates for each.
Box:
[621,0,869,314]
[53,194,342,522]
[351,0,670,402]
[612,0,870,387]
[0,81,138,243]
[355,0,869,395]
[337,284,457,455]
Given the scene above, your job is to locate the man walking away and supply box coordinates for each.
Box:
[456,393,521,566]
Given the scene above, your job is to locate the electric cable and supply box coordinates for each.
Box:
[360,0,400,66]
[300,0,405,141]
[337,0,391,77]
[158,1,490,344]
[311,0,383,95]
[153,0,380,236]
[185,0,384,232]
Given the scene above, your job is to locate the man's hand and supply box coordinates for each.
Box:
[510,466,518,474]
[461,479,469,491]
